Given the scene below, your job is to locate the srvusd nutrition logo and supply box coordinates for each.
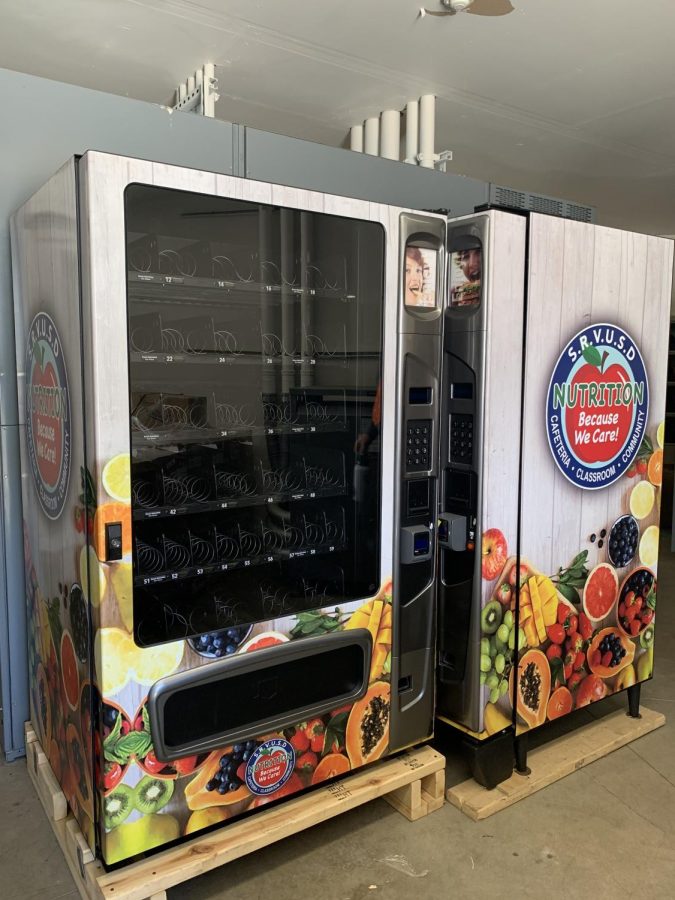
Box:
[25,312,71,519]
[245,738,295,796]
[546,324,648,489]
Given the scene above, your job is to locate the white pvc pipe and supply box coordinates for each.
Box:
[405,100,419,165]
[380,110,400,161]
[419,94,436,169]
[203,62,217,117]
[350,125,364,152]
[364,117,380,156]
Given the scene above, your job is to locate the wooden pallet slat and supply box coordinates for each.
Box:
[447,707,665,821]
[24,719,445,900]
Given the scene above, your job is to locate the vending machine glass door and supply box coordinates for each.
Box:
[123,185,385,647]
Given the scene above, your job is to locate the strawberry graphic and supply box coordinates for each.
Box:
[295,751,318,774]
[290,729,310,753]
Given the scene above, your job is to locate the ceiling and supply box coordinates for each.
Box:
[1,0,675,233]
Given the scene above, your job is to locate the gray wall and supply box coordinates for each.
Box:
[244,127,488,215]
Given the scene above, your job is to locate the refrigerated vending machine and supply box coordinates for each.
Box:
[11,152,444,864]
[436,210,674,787]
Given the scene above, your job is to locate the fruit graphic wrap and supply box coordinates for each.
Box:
[450,217,672,743]
[95,574,392,860]
[474,424,664,736]
[15,162,96,847]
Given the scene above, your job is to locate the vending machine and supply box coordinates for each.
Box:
[436,210,674,787]
[11,152,444,864]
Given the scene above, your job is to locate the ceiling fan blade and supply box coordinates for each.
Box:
[467,0,515,15]
[419,8,454,16]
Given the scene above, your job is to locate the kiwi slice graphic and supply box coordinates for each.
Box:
[480,600,502,636]
[133,776,174,814]
[640,624,655,649]
[104,784,134,828]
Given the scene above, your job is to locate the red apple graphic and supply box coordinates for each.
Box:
[564,349,634,465]
[482,528,508,581]
[31,355,63,488]
[253,749,289,788]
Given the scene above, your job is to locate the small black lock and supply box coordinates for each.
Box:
[105,522,123,562]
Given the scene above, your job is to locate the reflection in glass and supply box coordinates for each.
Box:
[125,185,384,645]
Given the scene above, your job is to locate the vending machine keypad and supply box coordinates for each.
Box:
[450,414,473,463]
[406,419,432,471]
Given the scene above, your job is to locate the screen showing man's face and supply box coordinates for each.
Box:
[450,246,482,308]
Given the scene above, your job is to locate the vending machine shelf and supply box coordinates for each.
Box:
[134,540,347,587]
[128,271,356,303]
[131,421,349,446]
[132,484,347,521]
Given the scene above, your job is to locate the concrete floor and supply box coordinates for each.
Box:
[4,537,675,900]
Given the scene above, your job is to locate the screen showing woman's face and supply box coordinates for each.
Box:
[405,246,436,308]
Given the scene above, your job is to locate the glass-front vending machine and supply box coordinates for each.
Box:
[12,152,444,864]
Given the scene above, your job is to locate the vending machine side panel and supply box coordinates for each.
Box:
[516,216,673,732]
[10,159,95,843]
[436,210,527,737]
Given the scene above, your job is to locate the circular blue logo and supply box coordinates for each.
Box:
[25,312,71,519]
[546,323,648,490]
[245,738,295,796]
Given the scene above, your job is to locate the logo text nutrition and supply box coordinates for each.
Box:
[25,312,72,519]
[546,324,648,490]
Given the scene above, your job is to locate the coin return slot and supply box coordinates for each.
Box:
[398,675,412,693]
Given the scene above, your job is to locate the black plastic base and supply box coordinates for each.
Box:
[514,732,529,775]
[627,682,642,718]
[461,729,515,790]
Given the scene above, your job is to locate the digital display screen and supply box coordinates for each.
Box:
[409,386,432,405]
[404,243,437,308]
[451,382,473,400]
[414,532,431,556]
[450,245,482,309]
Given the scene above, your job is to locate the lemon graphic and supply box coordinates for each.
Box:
[657,421,664,450]
[109,561,133,632]
[102,454,131,503]
[630,481,655,520]
[639,525,659,568]
[80,545,107,607]
[95,628,135,696]
[134,641,185,685]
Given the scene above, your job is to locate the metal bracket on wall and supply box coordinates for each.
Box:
[172,63,219,117]
[412,149,454,171]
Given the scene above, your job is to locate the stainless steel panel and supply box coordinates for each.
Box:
[437,214,490,733]
[390,212,445,753]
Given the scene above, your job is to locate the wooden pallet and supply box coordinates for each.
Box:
[25,723,444,900]
[447,706,665,821]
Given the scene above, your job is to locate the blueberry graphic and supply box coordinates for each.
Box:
[607,515,639,568]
